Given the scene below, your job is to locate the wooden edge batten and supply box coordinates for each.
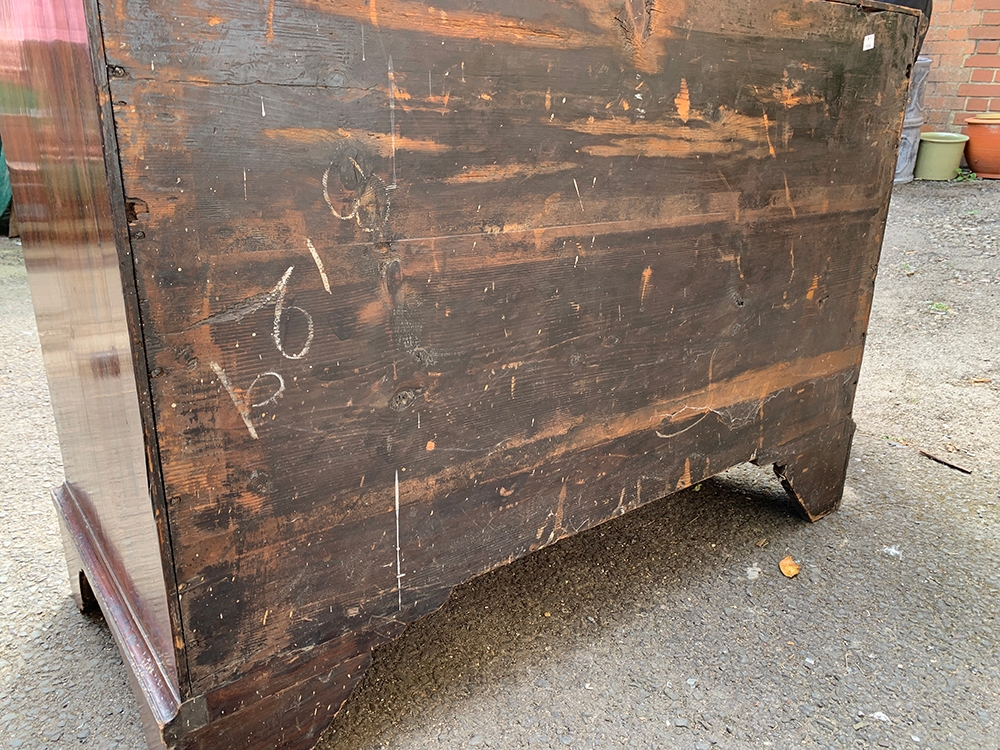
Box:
[825,0,920,15]
[79,0,193,696]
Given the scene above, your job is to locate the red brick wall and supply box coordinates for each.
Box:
[922,0,1000,130]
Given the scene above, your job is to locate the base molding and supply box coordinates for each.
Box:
[53,484,184,745]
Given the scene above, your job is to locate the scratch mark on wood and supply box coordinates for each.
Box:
[572,178,584,213]
[806,274,819,301]
[306,238,331,294]
[510,375,516,399]
[547,479,568,543]
[639,266,653,309]
[394,469,402,611]
[762,113,776,158]
[675,78,690,123]
[782,172,797,218]
[789,240,796,283]
[265,0,275,41]
[676,457,692,490]
[388,56,398,187]
[186,265,293,330]
[262,609,269,625]
[243,168,247,200]
[260,95,266,117]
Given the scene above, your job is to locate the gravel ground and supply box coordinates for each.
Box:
[1,180,998,750]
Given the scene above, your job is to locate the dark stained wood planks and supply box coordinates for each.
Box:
[13,0,919,747]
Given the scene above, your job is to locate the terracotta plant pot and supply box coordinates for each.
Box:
[964,113,1000,179]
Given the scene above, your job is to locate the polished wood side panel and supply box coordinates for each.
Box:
[0,0,179,717]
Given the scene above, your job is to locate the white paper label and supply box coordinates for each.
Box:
[863,33,875,51]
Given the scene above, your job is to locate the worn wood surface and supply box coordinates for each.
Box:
[42,0,921,746]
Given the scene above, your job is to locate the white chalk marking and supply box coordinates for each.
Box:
[322,165,359,223]
[243,169,247,200]
[428,69,433,98]
[247,371,285,408]
[655,413,709,439]
[306,238,331,294]
[321,156,387,231]
[260,96,266,117]
[395,469,403,610]
[573,178,584,212]
[210,362,259,439]
[361,25,366,62]
[271,266,315,359]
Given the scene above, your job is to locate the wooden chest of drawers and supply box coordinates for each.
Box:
[0,0,917,746]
